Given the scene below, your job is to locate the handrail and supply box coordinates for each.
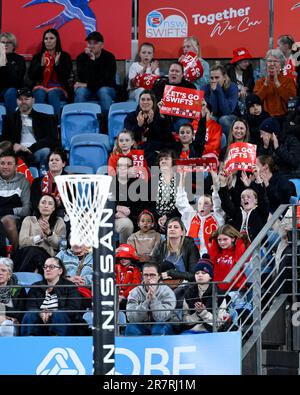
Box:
[223,204,289,284]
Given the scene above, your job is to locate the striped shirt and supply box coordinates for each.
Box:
[40,291,58,311]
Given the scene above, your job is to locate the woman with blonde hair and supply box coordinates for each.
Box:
[179,36,210,90]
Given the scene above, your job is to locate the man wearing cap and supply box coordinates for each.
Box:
[1,87,59,170]
[258,116,300,178]
[226,48,254,115]
[74,31,117,127]
[182,257,230,333]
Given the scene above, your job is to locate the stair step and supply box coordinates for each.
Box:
[262,350,299,368]
[263,367,298,375]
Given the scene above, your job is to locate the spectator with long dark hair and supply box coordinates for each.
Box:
[14,194,66,273]
[28,28,73,117]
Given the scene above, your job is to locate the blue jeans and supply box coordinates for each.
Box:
[33,147,50,170]
[33,88,66,117]
[21,311,72,336]
[218,115,237,138]
[0,88,17,114]
[125,323,174,336]
[74,86,116,116]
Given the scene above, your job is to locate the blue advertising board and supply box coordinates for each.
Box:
[0,332,241,375]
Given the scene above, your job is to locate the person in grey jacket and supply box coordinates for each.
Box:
[125,261,177,336]
[0,151,31,250]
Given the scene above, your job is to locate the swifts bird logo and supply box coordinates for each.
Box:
[291,2,300,10]
[22,0,97,35]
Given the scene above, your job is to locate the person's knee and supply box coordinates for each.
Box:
[1,216,17,231]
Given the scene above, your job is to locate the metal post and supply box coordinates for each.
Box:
[92,202,115,375]
[292,204,298,306]
[252,247,262,375]
[212,282,217,332]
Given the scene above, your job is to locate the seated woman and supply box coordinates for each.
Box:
[151,217,199,283]
[124,89,175,166]
[21,257,81,336]
[0,257,26,336]
[14,194,66,273]
[56,243,93,287]
[0,32,26,114]
[30,148,68,218]
[28,28,72,117]
[254,49,296,124]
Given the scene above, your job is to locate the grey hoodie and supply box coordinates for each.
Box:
[0,172,31,217]
[126,282,177,323]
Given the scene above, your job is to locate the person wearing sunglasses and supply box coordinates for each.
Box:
[21,257,81,336]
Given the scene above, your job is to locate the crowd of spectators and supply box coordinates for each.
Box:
[0,29,300,337]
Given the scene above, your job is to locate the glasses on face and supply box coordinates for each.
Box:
[43,264,60,271]
[1,41,12,45]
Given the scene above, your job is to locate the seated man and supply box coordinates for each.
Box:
[0,151,31,250]
[152,62,196,132]
[1,87,59,172]
[74,31,117,130]
[125,261,177,336]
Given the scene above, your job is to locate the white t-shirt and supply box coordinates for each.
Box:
[20,115,36,147]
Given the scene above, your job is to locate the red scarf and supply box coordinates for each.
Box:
[188,213,218,250]
[41,171,60,199]
[43,51,55,87]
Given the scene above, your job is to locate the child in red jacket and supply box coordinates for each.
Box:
[208,224,248,291]
[115,244,142,312]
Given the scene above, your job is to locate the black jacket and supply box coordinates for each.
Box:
[0,52,26,90]
[152,76,196,103]
[2,108,59,153]
[219,182,270,241]
[76,49,116,92]
[226,63,255,92]
[264,172,294,213]
[151,236,200,281]
[25,277,81,317]
[245,110,270,146]
[28,51,73,98]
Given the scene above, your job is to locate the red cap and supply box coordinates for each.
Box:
[230,48,252,64]
[116,244,139,261]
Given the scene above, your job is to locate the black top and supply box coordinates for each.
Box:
[0,52,26,90]
[76,49,116,92]
[152,76,196,103]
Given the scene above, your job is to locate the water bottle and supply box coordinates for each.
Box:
[59,236,67,251]
[39,164,47,177]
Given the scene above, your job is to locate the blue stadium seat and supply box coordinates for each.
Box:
[108,101,136,148]
[289,178,300,203]
[14,272,43,293]
[69,133,108,174]
[221,133,227,150]
[29,167,40,179]
[0,104,6,135]
[61,103,102,150]
[33,103,54,115]
[64,165,94,174]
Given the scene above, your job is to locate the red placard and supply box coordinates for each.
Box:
[131,149,147,179]
[1,0,132,59]
[134,73,160,89]
[224,142,256,175]
[179,51,204,82]
[139,0,269,58]
[176,154,219,172]
[160,85,204,119]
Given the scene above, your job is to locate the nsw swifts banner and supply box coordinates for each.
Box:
[1,0,132,59]
[274,1,300,44]
[224,142,256,175]
[139,0,269,58]
[160,85,203,119]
